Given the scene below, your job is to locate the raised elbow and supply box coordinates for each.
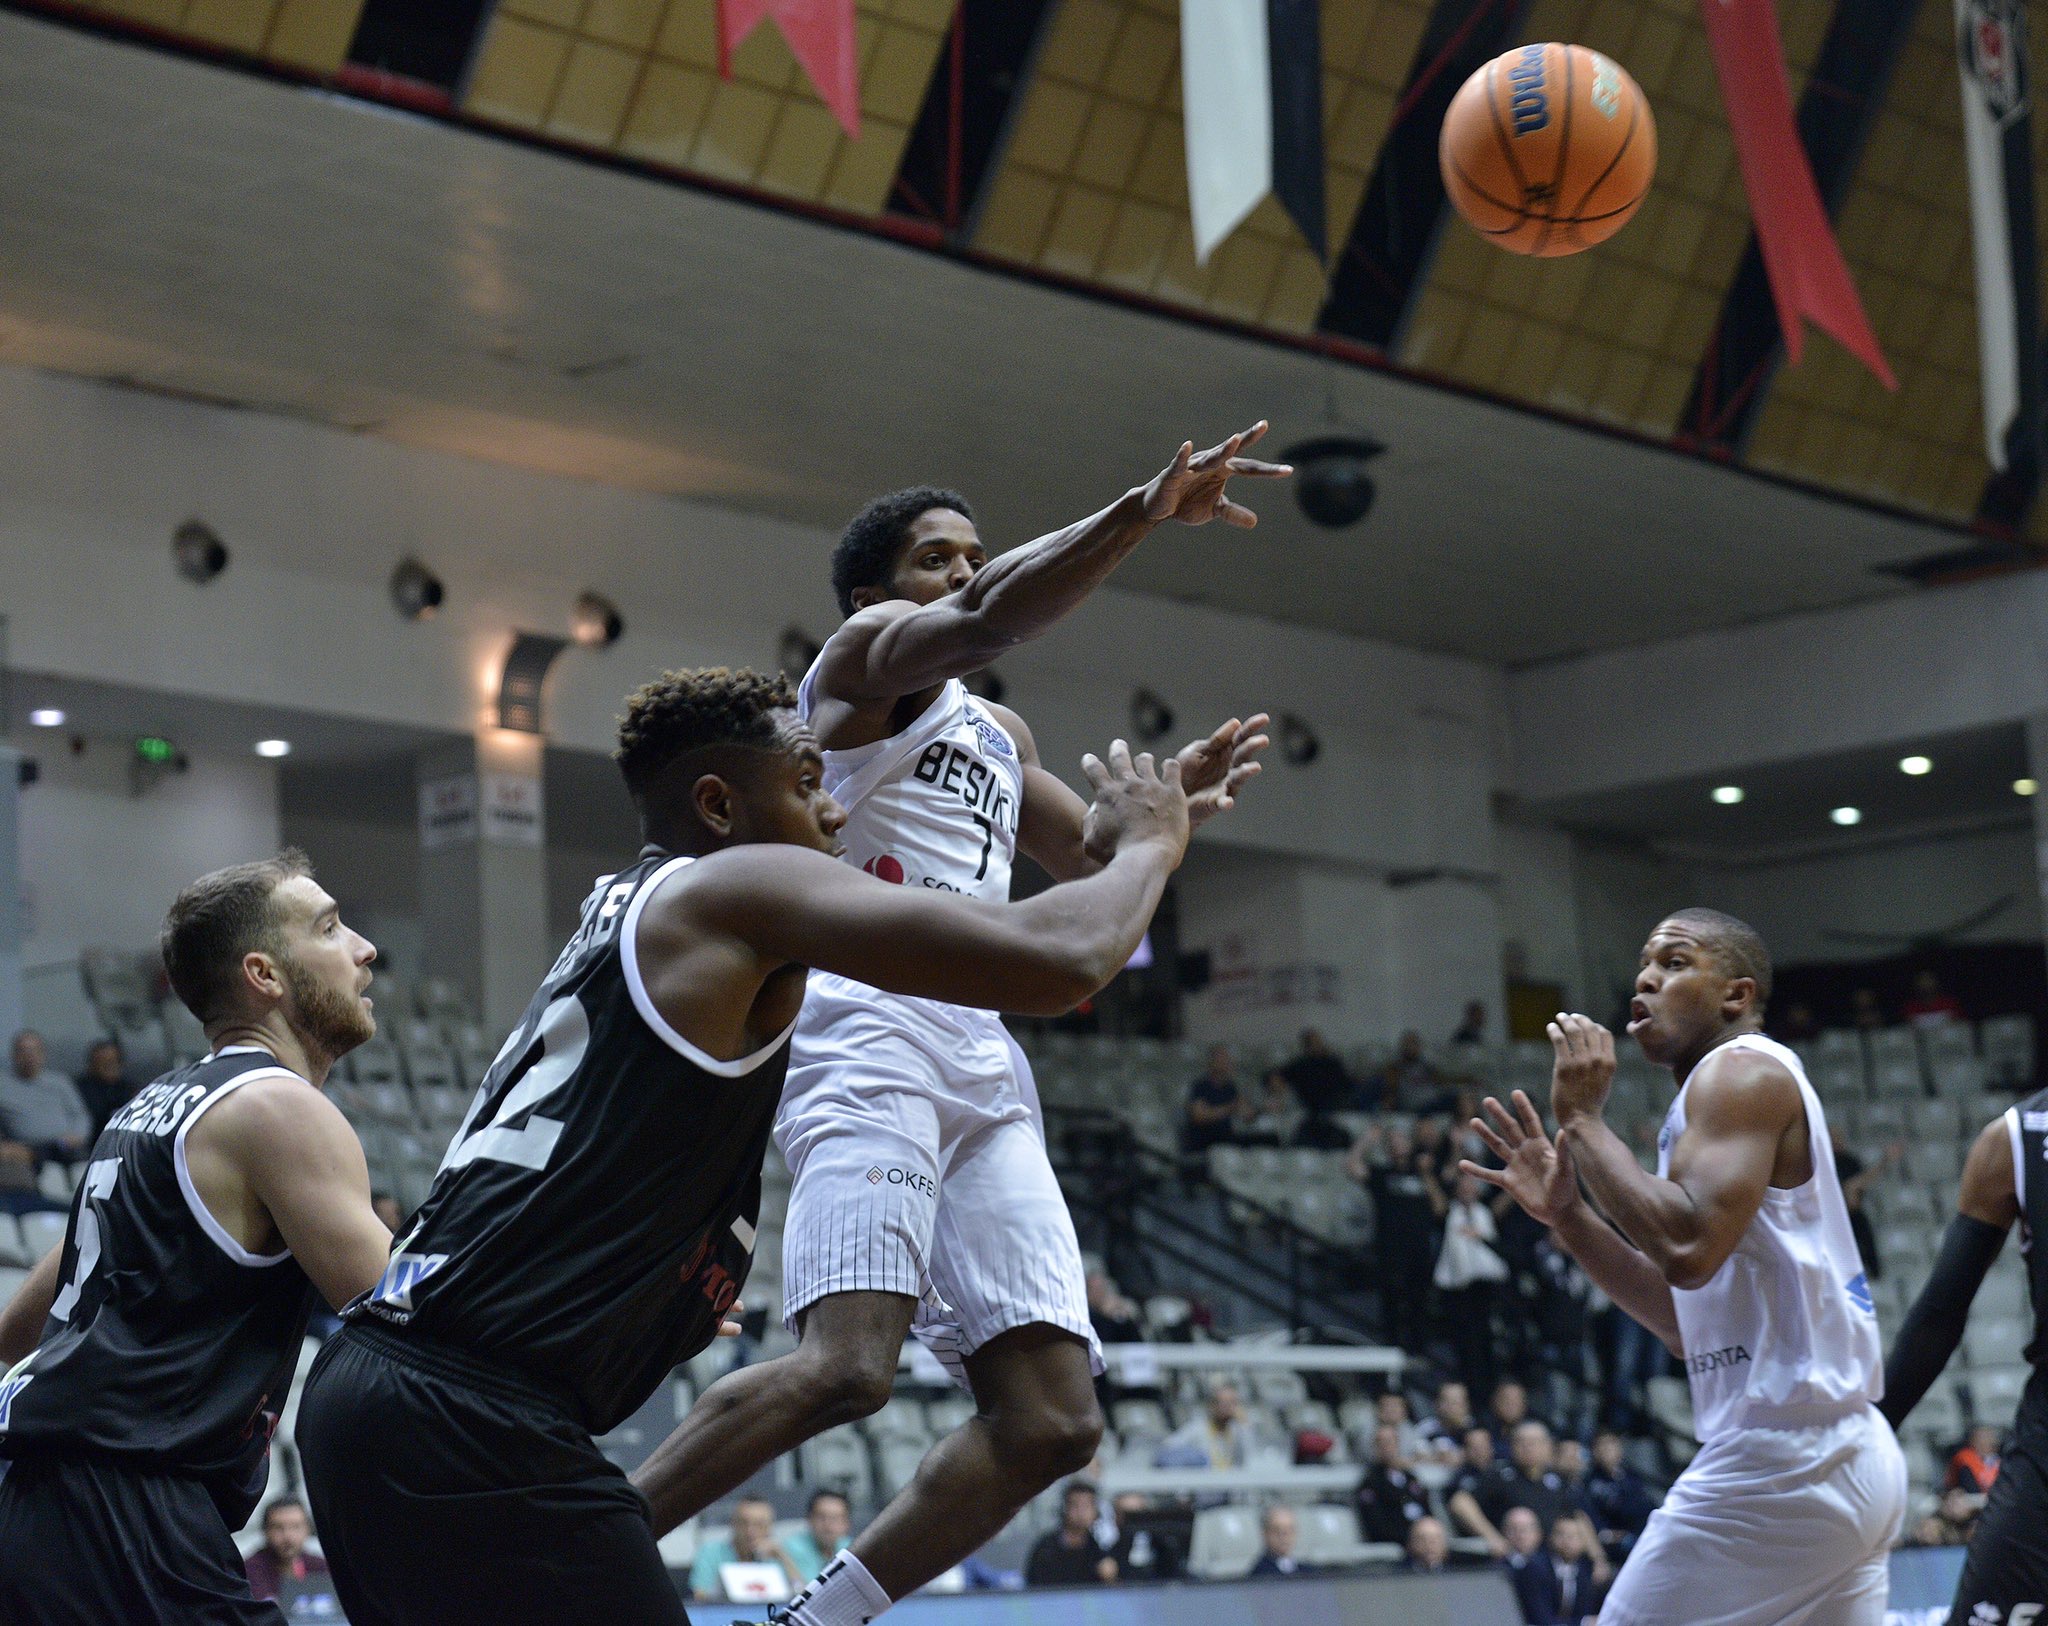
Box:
[1663,1247,1720,1293]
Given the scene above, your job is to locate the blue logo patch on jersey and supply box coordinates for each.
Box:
[1845,1272,1874,1314]
[0,1369,32,1430]
[371,1250,449,1314]
[970,715,1015,759]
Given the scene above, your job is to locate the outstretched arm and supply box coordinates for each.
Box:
[816,424,1289,706]
[1881,1115,2019,1427]
[0,1242,65,1367]
[1462,1091,1683,1355]
[1547,1016,1800,1292]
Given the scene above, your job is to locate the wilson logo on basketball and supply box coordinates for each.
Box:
[863,855,906,884]
[1508,44,1549,134]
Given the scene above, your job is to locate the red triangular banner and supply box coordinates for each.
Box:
[1700,0,1896,389]
[718,0,862,139]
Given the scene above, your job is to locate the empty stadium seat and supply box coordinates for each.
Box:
[1977,1267,2028,1318]
[1934,1056,1991,1097]
[1904,1140,1963,1186]
[1906,1382,1963,1442]
[351,1037,404,1088]
[1965,1314,2030,1371]
[20,1210,69,1259]
[1188,1505,1263,1580]
[35,1161,75,1204]
[0,1265,28,1304]
[802,1426,874,1504]
[1980,1016,2035,1090]
[1292,1503,1369,1566]
[1968,1366,2032,1417]
[0,1214,27,1268]
[875,1436,928,1498]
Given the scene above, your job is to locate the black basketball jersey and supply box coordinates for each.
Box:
[2009,1089,2048,1370]
[0,1049,317,1525]
[350,849,791,1433]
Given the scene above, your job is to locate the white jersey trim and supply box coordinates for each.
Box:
[2008,1105,2026,1211]
[621,854,798,1078]
[173,1067,303,1268]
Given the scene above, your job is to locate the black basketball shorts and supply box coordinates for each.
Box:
[1949,1437,2048,1626]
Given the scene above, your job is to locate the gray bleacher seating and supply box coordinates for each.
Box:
[1858,1102,1905,1142]
[1981,1016,2036,1090]
[1977,1267,2028,1319]
[925,1394,977,1435]
[404,1042,462,1095]
[36,1161,76,1204]
[0,1266,28,1305]
[1904,1140,1963,1186]
[1905,1380,1963,1442]
[1934,1055,1991,1097]
[1813,1030,1868,1093]
[1111,1398,1172,1448]
[110,1012,169,1076]
[1188,1505,1263,1579]
[1870,1183,1937,1229]
[350,1036,404,1089]
[1965,1314,2031,1371]
[1906,1097,1961,1141]
[1969,1365,2032,1416]
[1293,1503,1373,1566]
[876,1436,928,1499]
[802,1425,874,1505]
[1921,1023,1977,1068]
[20,1210,69,1259]
[0,1214,27,1268]
[1867,1028,1924,1098]
[160,996,208,1062]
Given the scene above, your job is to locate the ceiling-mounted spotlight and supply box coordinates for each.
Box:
[1130,687,1175,742]
[1282,435,1386,529]
[571,590,624,648]
[778,626,823,677]
[390,558,445,620]
[1279,714,1320,765]
[172,519,229,584]
[498,632,569,733]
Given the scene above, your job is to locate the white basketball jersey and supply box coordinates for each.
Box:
[797,662,1023,904]
[1655,1033,1882,1442]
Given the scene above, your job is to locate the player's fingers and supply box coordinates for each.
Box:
[1546,1021,1566,1054]
[1232,735,1270,764]
[1481,1095,1524,1145]
[1238,419,1269,448]
[1134,750,1157,779]
[1107,738,1135,778]
[1239,712,1273,736]
[1218,498,1259,529]
[1471,1120,1515,1164]
[1080,752,1110,793]
[1159,755,1184,789]
[1460,1159,1508,1189]
[1511,1089,1546,1140]
[1224,457,1293,477]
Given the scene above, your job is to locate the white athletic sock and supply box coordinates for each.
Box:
[781,1551,892,1626]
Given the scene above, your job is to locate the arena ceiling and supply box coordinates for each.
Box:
[0,0,2028,665]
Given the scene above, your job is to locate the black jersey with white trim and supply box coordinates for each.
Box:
[2006,1089,2048,1370]
[351,848,791,1433]
[0,1049,317,1526]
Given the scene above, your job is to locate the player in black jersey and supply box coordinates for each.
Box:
[296,667,1187,1626]
[1882,1088,2048,1625]
[0,851,396,1625]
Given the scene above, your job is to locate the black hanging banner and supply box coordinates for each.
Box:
[1265,0,1326,259]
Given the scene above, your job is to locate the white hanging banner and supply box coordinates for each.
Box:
[1182,0,1273,264]
[481,773,544,848]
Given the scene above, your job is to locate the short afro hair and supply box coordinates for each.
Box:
[1661,907,1773,1010]
[830,486,974,617]
[162,850,313,1026]
[614,666,797,804]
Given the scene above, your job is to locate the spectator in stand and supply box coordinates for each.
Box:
[1850,986,1886,1031]
[1085,1270,1144,1345]
[1551,1437,1587,1497]
[1451,1000,1488,1049]
[1354,1422,1431,1545]
[1488,1380,1541,1444]
[1266,1029,1351,1148]
[370,1190,404,1233]
[1948,1423,2003,1495]
[1448,1426,1521,1557]
[1836,1139,1904,1282]
[782,1489,852,1584]
[1582,1431,1655,1557]
[1247,1505,1317,1579]
[1238,1071,1292,1146]
[1374,1030,1455,1116]
[1508,1509,1610,1625]
[1500,1506,1548,1615]
[1405,1515,1452,1575]
[1025,1481,1117,1586]
[75,1038,140,1141]
[689,1496,797,1602]
[1903,968,1965,1028]
[1500,1421,1584,1534]
[1351,1121,1445,1352]
[1182,1045,1247,1156]
[1417,1380,1477,1463]
[1157,1380,1254,1469]
[1909,1486,1983,1548]
[1436,1169,1509,1396]
[244,1496,330,1602]
[1105,1492,1184,1583]
[1375,1390,1425,1461]
[0,1030,93,1164]
[1776,1002,1821,1046]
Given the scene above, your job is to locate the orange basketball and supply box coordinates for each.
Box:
[1439,42,1656,257]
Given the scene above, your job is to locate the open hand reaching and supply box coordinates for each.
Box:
[1141,421,1293,529]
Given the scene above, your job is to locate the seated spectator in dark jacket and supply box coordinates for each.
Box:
[1487,1379,1543,1445]
[245,1497,330,1602]
[1451,1001,1488,1049]
[1246,1505,1318,1579]
[75,1038,141,1141]
[1183,1046,1247,1155]
[1106,1492,1185,1583]
[1275,1029,1352,1115]
[1583,1431,1655,1554]
[1501,1421,1583,1532]
[1086,1270,1144,1345]
[1507,1509,1608,1625]
[1354,1422,1431,1545]
[1376,1030,1453,1115]
[1405,1515,1452,1575]
[1026,1482,1117,1587]
[1949,1424,2003,1495]
[1416,1379,1477,1463]
[1448,1426,1522,1557]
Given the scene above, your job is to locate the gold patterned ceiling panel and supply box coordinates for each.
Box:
[972,0,1433,334]
[464,0,951,215]
[66,0,366,73]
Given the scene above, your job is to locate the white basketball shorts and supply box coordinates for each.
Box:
[774,972,1102,1388]
[1600,1404,1906,1626]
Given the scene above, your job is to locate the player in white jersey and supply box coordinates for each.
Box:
[631,425,1285,1625]
[1466,909,1905,1626]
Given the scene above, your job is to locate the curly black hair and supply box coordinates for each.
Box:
[830,486,974,617]
[614,667,797,805]
[1661,906,1773,1010]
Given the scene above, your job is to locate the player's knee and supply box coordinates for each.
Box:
[801,1350,898,1427]
[993,1395,1103,1488]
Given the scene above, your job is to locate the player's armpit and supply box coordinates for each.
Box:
[814,598,1012,712]
[211,1078,394,1311]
